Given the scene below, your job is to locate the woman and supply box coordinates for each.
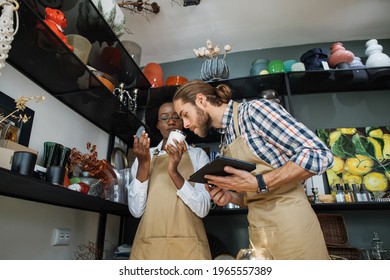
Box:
[127,102,211,260]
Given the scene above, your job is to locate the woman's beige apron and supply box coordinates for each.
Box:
[221,102,329,260]
[130,151,211,260]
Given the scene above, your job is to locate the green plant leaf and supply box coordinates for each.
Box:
[353,133,374,157]
[316,129,329,146]
[331,133,355,158]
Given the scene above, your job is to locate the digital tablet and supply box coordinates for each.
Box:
[188,155,256,184]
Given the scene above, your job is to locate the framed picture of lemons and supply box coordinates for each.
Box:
[316,126,390,197]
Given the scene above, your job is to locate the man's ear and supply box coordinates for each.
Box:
[195,93,206,107]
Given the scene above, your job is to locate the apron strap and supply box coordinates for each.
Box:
[232,102,240,136]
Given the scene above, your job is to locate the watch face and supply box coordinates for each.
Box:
[259,187,269,193]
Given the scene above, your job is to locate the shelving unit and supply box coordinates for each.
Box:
[6,0,151,144]
[3,2,390,256]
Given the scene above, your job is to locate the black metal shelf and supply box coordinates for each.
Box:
[0,168,129,215]
[6,0,151,143]
[208,202,390,216]
[287,67,390,94]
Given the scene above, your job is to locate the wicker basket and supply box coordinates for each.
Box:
[328,246,363,260]
[317,214,348,246]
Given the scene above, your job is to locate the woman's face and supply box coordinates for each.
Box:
[156,102,184,139]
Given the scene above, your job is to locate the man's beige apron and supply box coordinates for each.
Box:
[130,151,211,260]
[221,102,329,260]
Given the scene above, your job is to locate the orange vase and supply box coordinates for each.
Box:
[143,62,164,88]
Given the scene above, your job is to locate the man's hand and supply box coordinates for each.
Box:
[205,166,258,193]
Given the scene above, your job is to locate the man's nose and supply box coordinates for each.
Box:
[183,119,190,128]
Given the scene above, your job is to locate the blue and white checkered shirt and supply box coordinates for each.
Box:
[221,99,334,174]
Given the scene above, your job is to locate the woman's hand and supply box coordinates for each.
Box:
[165,139,187,189]
[133,131,150,165]
[165,139,187,172]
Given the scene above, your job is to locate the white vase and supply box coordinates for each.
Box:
[364,39,390,67]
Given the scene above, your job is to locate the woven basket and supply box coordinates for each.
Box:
[317,214,348,246]
[328,246,362,260]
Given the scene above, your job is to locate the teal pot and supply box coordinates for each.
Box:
[200,58,229,81]
[250,59,269,76]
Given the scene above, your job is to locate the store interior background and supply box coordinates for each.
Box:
[1,0,390,259]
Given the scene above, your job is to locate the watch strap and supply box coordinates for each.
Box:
[256,174,269,194]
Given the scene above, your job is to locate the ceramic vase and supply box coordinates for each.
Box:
[328,42,354,69]
[143,62,164,87]
[120,40,142,66]
[200,58,229,81]
[250,59,269,76]
[267,60,285,73]
[283,59,297,72]
[100,46,121,74]
[365,39,390,67]
[345,56,368,85]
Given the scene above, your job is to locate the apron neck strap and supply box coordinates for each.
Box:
[232,102,240,135]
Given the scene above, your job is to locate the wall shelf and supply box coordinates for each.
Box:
[6,0,151,143]
[0,168,129,215]
[208,201,390,216]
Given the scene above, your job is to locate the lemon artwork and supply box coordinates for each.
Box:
[316,126,390,197]
[363,172,389,192]
[344,155,374,176]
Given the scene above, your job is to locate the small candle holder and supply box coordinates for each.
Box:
[312,187,323,203]
[113,83,138,113]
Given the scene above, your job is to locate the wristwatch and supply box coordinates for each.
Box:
[255,174,269,194]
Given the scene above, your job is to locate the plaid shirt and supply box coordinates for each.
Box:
[221,100,334,174]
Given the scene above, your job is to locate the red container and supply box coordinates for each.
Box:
[143,62,164,88]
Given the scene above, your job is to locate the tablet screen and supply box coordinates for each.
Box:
[188,156,256,184]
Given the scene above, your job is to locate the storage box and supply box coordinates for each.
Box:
[0,147,14,170]
[0,140,38,155]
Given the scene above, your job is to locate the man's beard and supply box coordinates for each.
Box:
[195,105,213,138]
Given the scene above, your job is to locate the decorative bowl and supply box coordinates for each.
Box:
[165,75,188,86]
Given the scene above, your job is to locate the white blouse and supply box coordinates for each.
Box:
[126,141,211,218]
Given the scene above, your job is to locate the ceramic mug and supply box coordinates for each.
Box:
[291,62,306,72]
[46,166,65,186]
[283,59,297,72]
[11,151,37,176]
[250,58,269,76]
[167,129,186,148]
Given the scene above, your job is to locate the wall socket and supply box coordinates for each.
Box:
[52,228,71,246]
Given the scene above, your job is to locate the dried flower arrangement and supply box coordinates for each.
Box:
[68,142,115,190]
[74,240,115,260]
[193,39,232,61]
[0,95,45,124]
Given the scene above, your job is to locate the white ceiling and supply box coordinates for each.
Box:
[117,0,390,67]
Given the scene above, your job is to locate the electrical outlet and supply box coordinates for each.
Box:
[52,228,71,246]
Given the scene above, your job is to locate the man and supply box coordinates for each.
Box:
[173,80,334,259]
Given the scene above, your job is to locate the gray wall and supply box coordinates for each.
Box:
[158,39,390,257]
